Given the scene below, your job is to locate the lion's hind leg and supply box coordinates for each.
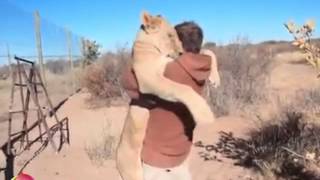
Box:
[117,105,149,180]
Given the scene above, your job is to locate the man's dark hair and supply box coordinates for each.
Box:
[175,21,203,53]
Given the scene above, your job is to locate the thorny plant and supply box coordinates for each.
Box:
[284,20,320,77]
[195,112,320,179]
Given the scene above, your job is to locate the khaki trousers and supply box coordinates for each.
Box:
[142,161,192,180]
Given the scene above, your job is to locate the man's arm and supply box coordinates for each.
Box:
[121,65,158,109]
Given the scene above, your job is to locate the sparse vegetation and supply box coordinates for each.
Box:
[84,122,118,166]
[197,28,320,178]
[0,78,11,117]
[205,37,274,116]
[45,59,69,74]
[221,21,320,179]
[286,88,320,118]
[0,65,10,80]
[196,111,320,180]
[81,48,130,105]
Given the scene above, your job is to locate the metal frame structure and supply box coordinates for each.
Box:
[6,56,69,156]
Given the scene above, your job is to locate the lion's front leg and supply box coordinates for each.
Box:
[156,76,215,124]
[134,55,215,124]
[138,70,215,124]
[116,105,149,180]
[133,55,178,102]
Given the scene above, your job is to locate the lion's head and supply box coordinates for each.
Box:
[135,11,183,57]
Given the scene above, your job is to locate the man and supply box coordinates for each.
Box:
[122,21,216,180]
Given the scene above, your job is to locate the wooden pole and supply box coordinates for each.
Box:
[65,28,75,93]
[6,43,12,75]
[80,37,86,69]
[34,11,47,86]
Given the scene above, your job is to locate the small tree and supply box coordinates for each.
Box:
[284,20,320,76]
[81,39,101,68]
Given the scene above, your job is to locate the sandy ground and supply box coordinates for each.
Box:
[269,51,319,95]
[1,51,320,180]
[8,93,259,180]
[12,93,126,180]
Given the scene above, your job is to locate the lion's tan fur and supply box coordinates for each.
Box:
[116,12,218,180]
[201,49,220,87]
[0,151,5,168]
[117,106,149,180]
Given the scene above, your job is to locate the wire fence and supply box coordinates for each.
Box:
[0,1,96,112]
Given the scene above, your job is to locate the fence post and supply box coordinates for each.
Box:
[80,37,87,69]
[6,43,12,76]
[34,10,47,86]
[65,28,75,93]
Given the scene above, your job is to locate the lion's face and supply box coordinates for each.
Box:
[138,11,183,57]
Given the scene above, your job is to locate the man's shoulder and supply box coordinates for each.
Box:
[177,52,211,70]
[165,52,211,85]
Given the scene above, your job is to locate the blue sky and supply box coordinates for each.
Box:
[1,0,320,60]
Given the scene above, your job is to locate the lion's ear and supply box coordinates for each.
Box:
[152,16,163,27]
[141,11,152,26]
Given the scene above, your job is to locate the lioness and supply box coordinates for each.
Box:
[117,12,219,180]
[132,12,214,124]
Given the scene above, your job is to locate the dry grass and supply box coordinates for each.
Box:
[0,65,10,80]
[46,70,76,102]
[267,86,320,123]
[287,88,320,116]
[197,85,320,179]
[197,111,320,180]
[205,38,274,117]
[45,59,70,74]
[81,39,276,116]
[84,121,118,166]
[0,79,11,117]
[81,49,130,106]
[199,36,320,179]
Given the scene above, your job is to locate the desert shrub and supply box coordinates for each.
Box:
[287,88,320,117]
[259,40,296,54]
[81,39,101,68]
[0,65,10,80]
[84,122,117,166]
[45,59,69,74]
[85,135,116,166]
[0,77,10,90]
[205,37,273,116]
[285,20,320,76]
[196,112,320,179]
[203,42,217,49]
[82,47,130,103]
[284,20,320,120]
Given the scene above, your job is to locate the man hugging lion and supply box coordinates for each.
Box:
[121,21,220,180]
